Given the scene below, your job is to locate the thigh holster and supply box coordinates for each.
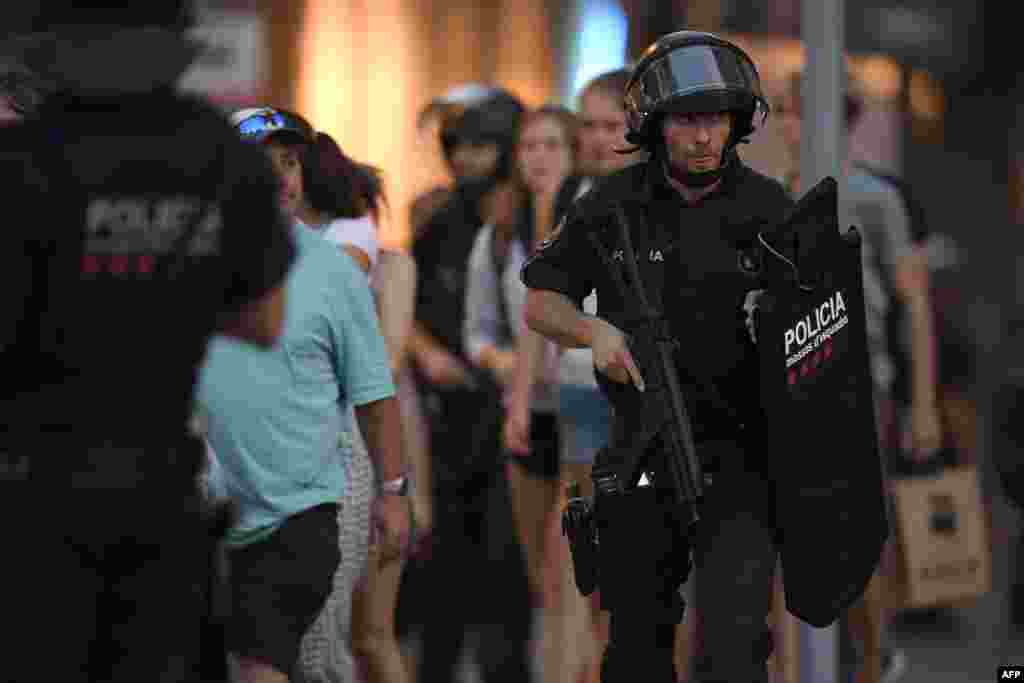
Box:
[594,477,691,625]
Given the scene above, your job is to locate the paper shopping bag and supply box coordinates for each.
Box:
[888,465,991,607]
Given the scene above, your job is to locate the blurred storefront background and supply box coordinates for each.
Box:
[182,0,565,251]
[5,1,1010,261]
[2,0,1020,414]
[171,0,1010,274]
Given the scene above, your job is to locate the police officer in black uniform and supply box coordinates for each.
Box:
[2,4,294,681]
[522,32,793,682]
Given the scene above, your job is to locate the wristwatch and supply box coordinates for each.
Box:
[379,475,409,496]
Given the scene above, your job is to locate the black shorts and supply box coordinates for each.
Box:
[225,502,341,674]
[507,411,561,480]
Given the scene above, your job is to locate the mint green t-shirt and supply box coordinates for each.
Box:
[198,223,394,546]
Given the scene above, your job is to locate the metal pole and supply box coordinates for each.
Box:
[801,0,844,186]
[799,0,843,681]
[557,0,584,106]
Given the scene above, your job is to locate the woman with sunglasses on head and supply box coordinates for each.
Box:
[214,107,413,683]
[198,106,406,683]
[285,126,419,683]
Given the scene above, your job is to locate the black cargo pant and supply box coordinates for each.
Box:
[596,442,778,683]
[7,435,228,683]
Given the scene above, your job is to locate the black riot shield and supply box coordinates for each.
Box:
[754,177,889,628]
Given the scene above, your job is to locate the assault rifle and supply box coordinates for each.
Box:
[606,204,703,518]
[562,203,703,596]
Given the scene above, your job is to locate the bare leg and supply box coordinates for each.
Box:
[564,461,608,683]
[507,460,560,596]
[234,656,290,683]
[848,568,885,683]
[565,462,594,499]
[541,468,597,683]
[351,543,410,683]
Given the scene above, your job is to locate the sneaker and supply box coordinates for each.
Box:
[880,648,908,683]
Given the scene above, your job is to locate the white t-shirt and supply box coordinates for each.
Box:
[464,224,558,412]
[321,215,380,279]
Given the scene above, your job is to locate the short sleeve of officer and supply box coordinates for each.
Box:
[217,133,296,313]
[520,206,596,309]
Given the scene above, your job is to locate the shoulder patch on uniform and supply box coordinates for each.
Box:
[737,247,763,278]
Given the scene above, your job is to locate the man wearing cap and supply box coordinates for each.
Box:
[196,107,409,683]
[3,3,294,682]
[522,31,883,682]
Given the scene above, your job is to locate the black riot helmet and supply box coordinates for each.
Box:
[624,31,768,153]
[418,83,524,182]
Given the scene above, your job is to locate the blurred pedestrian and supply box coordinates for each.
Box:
[541,69,643,682]
[470,106,580,597]
[491,104,590,683]
[409,83,500,239]
[406,85,536,683]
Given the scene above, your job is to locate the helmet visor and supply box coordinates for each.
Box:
[626,44,766,130]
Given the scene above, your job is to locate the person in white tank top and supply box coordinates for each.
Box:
[504,71,647,683]
[292,130,417,683]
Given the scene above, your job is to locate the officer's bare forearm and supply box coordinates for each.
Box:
[523,289,594,349]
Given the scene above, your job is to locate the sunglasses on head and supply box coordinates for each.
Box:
[234,108,313,143]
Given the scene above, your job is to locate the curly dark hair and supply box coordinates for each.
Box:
[300,131,386,222]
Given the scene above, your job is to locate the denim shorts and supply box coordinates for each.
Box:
[558,383,611,465]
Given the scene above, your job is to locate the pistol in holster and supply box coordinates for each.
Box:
[561,465,625,596]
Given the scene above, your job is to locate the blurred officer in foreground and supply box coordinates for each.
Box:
[2,3,294,681]
[523,31,886,682]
